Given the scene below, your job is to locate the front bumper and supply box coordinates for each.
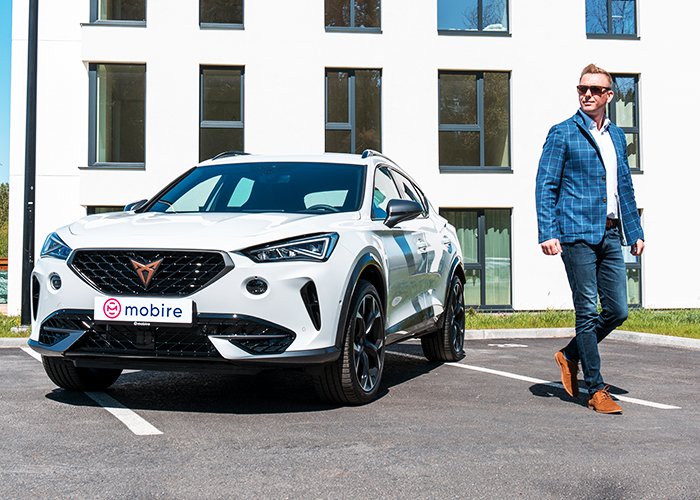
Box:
[29,308,340,371]
[31,242,357,365]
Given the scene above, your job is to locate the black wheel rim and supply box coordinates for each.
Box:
[352,293,384,393]
[449,280,466,353]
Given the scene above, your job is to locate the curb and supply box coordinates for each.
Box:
[464,327,700,350]
[3,329,699,350]
[0,337,29,348]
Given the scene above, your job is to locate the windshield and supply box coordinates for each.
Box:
[148,162,365,214]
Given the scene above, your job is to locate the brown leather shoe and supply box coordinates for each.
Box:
[588,387,622,414]
[555,349,579,397]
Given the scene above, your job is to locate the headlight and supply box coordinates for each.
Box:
[40,233,72,260]
[243,233,339,263]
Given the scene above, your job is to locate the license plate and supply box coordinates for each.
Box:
[94,297,193,326]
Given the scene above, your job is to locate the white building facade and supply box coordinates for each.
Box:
[9,0,700,316]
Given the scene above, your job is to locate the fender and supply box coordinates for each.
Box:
[333,251,386,350]
[439,256,465,328]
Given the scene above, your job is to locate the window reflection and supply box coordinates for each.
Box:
[438,0,508,33]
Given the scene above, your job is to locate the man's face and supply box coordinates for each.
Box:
[578,73,614,117]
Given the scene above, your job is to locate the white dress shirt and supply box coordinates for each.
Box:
[581,112,619,219]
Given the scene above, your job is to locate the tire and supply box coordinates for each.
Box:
[42,356,122,391]
[421,275,465,362]
[314,280,385,405]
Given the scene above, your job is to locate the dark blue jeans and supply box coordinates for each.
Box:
[560,227,628,393]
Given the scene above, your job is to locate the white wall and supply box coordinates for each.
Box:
[9,0,700,315]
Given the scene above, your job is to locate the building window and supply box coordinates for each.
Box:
[200,0,243,27]
[86,206,125,215]
[624,210,643,307]
[440,208,512,309]
[439,71,510,172]
[200,66,244,162]
[325,0,380,31]
[438,0,508,34]
[608,74,639,170]
[89,64,145,166]
[90,0,146,23]
[325,69,381,154]
[586,0,637,37]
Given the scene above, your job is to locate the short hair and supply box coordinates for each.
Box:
[580,63,612,87]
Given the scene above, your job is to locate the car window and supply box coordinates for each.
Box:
[148,162,364,214]
[304,190,349,209]
[226,177,255,208]
[391,170,428,216]
[153,175,223,213]
[373,167,401,220]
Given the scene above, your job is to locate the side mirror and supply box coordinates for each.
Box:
[124,199,147,212]
[384,199,423,228]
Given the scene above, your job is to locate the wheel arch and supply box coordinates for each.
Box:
[334,251,386,350]
[441,256,465,324]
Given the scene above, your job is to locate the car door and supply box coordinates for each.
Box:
[373,166,440,341]
[389,169,450,329]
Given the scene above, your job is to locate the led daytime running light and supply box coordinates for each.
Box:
[40,233,72,260]
[246,234,338,263]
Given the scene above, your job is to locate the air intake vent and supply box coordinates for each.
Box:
[300,281,321,330]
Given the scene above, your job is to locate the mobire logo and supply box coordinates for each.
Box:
[103,298,121,319]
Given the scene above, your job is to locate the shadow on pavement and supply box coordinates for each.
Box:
[44,348,440,415]
[529,382,629,409]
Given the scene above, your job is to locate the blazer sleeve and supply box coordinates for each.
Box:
[611,125,644,245]
[536,124,567,243]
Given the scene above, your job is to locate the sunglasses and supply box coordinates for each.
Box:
[577,85,611,96]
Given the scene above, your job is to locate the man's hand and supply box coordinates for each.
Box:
[541,238,562,255]
[631,239,645,256]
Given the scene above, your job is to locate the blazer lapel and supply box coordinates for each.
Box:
[573,111,603,160]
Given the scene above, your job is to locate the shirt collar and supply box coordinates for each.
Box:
[578,109,610,132]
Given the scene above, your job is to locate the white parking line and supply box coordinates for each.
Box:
[389,351,682,410]
[21,347,164,435]
[21,346,42,362]
[85,392,163,436]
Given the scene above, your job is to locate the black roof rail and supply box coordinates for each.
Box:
[361,149,397,165]
[210,151,250,160]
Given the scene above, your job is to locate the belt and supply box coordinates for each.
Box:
[606,218,620,229]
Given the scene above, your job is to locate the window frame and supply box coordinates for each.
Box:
[199,65,245,162]
[199,0,244,29]
[586,0,638,39]
[440,207,513,311]
[438,70,512,173]
[437,0,511,37]
[325,0,382,33]
[623,209,643,308]
[608,73,640,172]
[88,63,146,169]
[89,0,147,26]
[325,68,382,155]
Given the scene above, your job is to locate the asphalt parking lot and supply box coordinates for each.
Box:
[1,335,699,500]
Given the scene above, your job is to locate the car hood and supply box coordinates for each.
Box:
[61,211,360,251]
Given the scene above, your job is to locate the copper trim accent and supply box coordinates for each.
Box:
[130,258,163,288]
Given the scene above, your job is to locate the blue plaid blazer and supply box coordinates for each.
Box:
[536,111,644,246]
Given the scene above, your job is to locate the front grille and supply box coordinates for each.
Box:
[39,311,296,357]
[68,249,231,296]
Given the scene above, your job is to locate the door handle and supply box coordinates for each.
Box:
[442,236,453,251]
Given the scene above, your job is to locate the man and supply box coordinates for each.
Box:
[535,64,644,414]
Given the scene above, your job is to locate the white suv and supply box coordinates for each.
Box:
[30,151,465,405]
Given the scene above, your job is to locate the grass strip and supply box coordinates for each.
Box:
[463,308,699,339]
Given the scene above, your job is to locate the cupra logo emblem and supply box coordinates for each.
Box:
[130,258,163,288]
